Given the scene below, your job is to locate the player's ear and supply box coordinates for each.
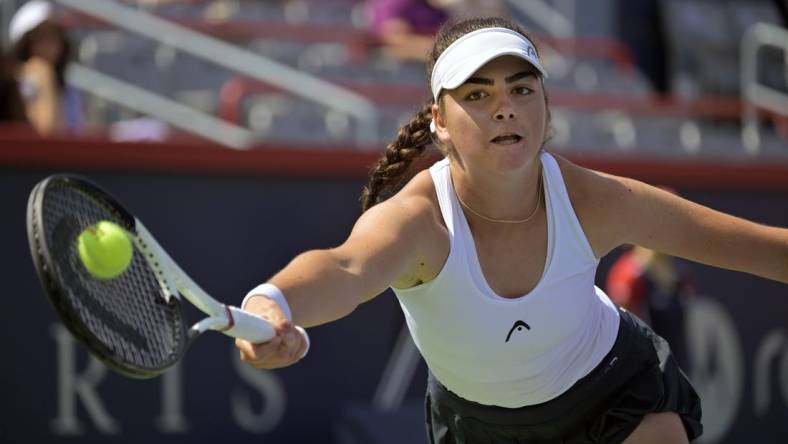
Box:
[431,102,450,145]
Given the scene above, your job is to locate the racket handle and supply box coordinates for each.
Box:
[224,306,276,343]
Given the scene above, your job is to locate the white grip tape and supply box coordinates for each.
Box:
[224,306,276,343]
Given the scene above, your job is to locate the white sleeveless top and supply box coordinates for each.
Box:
[392,151,620,408]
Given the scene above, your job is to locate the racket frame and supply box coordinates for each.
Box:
[26,175,183,378]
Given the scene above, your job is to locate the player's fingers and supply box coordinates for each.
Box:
[271,321,293,341]
[236,335,280,363]
[235,324,303,369]
[235,339,258,362]
[282,329,298,353]
[250,343,294,369]
[251,335,282,358]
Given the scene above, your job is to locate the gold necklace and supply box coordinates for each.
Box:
[453,174,543,224]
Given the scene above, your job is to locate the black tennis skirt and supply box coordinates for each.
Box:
[425,308,703,443]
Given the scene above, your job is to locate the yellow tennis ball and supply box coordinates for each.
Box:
[77,221,133,280]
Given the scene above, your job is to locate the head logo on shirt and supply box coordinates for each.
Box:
[505,320,531,342]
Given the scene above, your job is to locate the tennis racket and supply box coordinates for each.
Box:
[27,174,298,379]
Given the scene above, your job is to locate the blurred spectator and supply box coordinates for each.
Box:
[773,0,788,25]
[434,0,508,20]
[618,0,787,96]
[365,0,507,62]
[614,0,669,93]
[0,53,29,124]
[365,0,449,62]
[606,244,695,370]
[10,0,84,135]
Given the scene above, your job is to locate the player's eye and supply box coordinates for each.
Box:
[464,90,488,101]
[512,86,533,95]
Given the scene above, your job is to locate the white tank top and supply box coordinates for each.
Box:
[392,151,620,408]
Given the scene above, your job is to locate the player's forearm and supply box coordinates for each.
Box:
[772,228,788,284]
[264,249,373,328]
[730,225,788,285]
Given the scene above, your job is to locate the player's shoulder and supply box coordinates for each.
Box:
[356,168,443,239]
[549,151,635,207]
[385,168,442,224]
[549,152,639,257]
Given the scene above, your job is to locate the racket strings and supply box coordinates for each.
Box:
[41,182,186,373]
[52,215,150,350]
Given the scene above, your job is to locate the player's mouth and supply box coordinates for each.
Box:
[490,133,523,145]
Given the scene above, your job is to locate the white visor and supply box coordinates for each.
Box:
[430,27,547,103]
[9,1,53,45]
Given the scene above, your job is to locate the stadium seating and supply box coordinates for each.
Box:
[57,0,786,156]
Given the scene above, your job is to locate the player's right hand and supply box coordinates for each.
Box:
[235,295,308,369]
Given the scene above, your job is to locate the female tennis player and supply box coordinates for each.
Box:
[235,17,788,443]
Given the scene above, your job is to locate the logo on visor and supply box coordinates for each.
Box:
[527,46,537,59]
[505,320,531,342]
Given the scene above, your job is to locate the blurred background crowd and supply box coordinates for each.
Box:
[1,0,786,156]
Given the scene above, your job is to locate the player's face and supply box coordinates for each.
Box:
[433,56,548,173]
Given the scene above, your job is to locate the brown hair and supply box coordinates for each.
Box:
[0,53,28,123]
[13,20,71,88]
[360,17,547,211]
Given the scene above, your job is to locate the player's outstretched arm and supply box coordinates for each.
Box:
[576,164,788,285]
[236,193,435,369]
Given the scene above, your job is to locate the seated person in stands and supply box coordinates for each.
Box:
[10,0,83,135]
[365,0,507,62]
